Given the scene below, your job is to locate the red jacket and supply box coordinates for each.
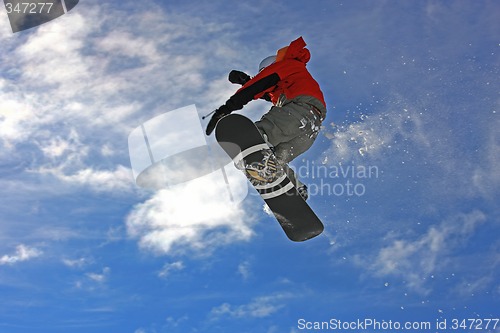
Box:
[224,37,326,112]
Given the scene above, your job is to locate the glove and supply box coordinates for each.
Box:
[228,70,251,85]
[205,105,231,135]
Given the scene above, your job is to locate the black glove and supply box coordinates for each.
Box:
[205,105,231,135]
[228,70,251,85]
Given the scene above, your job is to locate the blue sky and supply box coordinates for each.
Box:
[0,1,499,332]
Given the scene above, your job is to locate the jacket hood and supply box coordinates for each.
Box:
[276,36,310,64]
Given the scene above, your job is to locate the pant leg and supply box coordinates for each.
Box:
[255,101,322,187]
[255,105,321,163]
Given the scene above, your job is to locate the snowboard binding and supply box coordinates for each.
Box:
[236,148,284,186]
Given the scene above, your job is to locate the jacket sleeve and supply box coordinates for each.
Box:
[223,72,280,112]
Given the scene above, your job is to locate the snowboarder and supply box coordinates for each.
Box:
[206,36,327,200]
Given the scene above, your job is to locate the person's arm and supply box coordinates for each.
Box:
[223,72,280,112]
[206,68,280,135]
[228,70,272,102]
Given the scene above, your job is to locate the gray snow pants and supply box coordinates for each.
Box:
[255,95,326,187]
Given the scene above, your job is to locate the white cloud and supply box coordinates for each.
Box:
[454,276,494,298]
[95,31,161,63]
[35,128,84,159]
[0,94,38,148]
[0,0,265,259]
[0,244,42,265]
[20,31,89,87]
[238,261,251,280]
[322,93,499,212]
[0,1,245,196]
[86,267,110,283]
[27,226,87,242]
[158,261,184,278]
[62,257,92,269]
[126,172,253,256]
[358,210,487,293]
[471,116,500,199]
[72,266,111,291]
[39,136,72,158]
[36,164,134,193]
[210,292,292,319]
[165,315,189,328]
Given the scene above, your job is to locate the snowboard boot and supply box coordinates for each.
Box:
[245,149,284,186]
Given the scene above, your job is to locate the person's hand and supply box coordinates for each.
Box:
[228,70,251,85]
[205,105,231,135]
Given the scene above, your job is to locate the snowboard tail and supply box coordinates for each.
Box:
[215,114,324,242]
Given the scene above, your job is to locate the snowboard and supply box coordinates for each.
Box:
[215,113,324,242]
